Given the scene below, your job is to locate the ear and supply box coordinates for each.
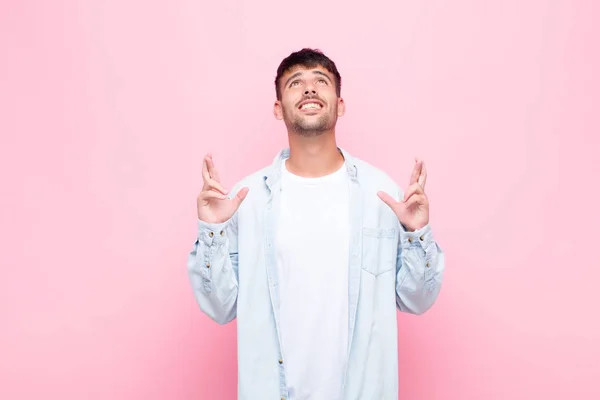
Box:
[337,97,346,117]
[273,100,283,120]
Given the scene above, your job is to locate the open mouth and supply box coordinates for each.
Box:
[298,100,324,111]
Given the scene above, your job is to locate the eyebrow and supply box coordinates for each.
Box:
[284,70,333,88]
[284,71,303,88]
[313,70,332,83]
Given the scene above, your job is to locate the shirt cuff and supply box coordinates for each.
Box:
[197,218,231,246]
[399,223,434,250]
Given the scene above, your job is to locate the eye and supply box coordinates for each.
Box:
[289,80,301,88]
[317,79,328,84]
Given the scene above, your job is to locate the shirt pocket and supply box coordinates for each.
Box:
[361,227,398,276]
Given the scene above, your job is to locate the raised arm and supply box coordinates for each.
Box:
[378,159,445,314]
[187,154,249,324]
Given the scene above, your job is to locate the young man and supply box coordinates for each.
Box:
[187,48,445,400]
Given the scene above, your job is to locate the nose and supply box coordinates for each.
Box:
[304,83,317,96]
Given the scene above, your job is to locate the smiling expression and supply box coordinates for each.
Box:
[274,65,345,136]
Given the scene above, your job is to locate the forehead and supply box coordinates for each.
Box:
[281,65,333,80]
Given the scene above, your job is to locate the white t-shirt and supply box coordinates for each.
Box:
[276,160,350,400]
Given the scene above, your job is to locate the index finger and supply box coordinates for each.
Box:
[418,161,427,188]
[409,159,422,185]
[206,155,221,182]
[202,155,211,182]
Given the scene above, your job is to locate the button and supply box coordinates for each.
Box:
[426,262,430,268]
[408,237,413,243]
[206,263,210,268]
[420,235,425,241]
[209,232,214,238]
[220,230,225,236]
[278,359,283,364]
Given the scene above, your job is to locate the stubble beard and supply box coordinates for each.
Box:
[283,104,338,137]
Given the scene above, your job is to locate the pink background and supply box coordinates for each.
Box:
[1,0,599,399]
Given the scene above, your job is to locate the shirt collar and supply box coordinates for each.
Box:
[263,147,358,190]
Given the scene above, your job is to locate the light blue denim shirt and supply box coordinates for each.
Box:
[187,147,445,399]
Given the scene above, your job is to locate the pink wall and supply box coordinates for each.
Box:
[1,1,599,398]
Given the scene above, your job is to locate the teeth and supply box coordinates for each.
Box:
[301,103,321,110]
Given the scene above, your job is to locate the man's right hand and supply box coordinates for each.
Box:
[197,153,249,224]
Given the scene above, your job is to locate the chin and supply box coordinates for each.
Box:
[295,124,331,137]
[283,113,335,135]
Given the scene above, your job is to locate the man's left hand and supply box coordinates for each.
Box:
[378,159,430,232]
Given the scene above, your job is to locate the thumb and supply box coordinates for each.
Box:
[377,191,397,210]
[231,187,250,211]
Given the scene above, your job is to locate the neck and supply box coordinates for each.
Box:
[285,131,344,177]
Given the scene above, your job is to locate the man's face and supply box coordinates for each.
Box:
[274,65,345,136]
